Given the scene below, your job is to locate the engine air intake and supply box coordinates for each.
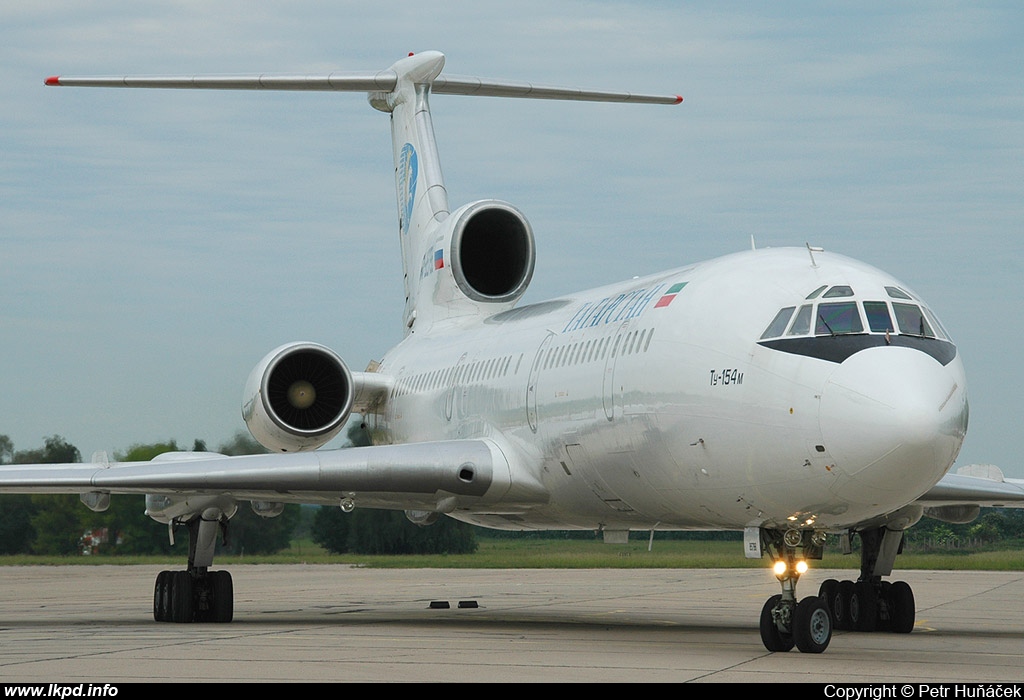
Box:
[450,201,535,304]
[243,342,354,452]
[265,348,349,433]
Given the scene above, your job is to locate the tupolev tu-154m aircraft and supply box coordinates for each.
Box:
[4,51,1024,653]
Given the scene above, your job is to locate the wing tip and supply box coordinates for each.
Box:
[674,95,684,104]
[45,76,61,86]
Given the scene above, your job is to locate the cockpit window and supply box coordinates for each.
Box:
[815,302,863,335]
[788,305,813,335]
[885,286,913,300]
[805,285,827,300]
[893,303,935,337]
[922,307,949,340]
[822,285,854,298]
[761,290,951,343]
[863,301,894,333]
[760,306,795,340]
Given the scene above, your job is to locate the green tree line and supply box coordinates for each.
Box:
[0,433,297,556]
[0,431,477,557]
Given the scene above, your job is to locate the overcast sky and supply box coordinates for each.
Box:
[1,2,1021,477]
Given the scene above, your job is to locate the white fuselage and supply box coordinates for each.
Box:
[372,247,969,533]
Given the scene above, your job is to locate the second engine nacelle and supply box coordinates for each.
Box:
[242,342,353,452]
[445,200,535,306]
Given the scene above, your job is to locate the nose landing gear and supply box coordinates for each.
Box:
[758,529,832,653]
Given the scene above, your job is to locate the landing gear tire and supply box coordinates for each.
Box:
[169,571,194,623]
[876,581,893,631]
[818,579,839,619]
[759,594,795,652]
[835,580,855,630]
[793,596,832,654]
[210,570,233,623]
[889,580,915,633]
[851,580,877,632]
[154,569,234,623]
[154,570,171,622]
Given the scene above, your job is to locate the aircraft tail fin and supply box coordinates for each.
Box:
[47,51,681,333]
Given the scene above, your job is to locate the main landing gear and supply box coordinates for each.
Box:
[758,529,832,653]
[817,527,916,634]
[153,513,234,623]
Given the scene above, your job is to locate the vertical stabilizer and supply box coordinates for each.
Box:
[368,52,451,333]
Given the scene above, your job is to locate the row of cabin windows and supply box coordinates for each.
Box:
[392,326,658,398]
[542,327,655,372]
[393,353,522,397]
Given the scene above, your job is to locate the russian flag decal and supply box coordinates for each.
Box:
[434,248,444,269]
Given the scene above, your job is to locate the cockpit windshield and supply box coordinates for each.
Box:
[759,285,948,341]
[759,306,795,340]
[893,303,935,338]
[815,302,862,335]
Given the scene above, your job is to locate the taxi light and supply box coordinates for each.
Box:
[773,560,787,577]
[796,560,809,574]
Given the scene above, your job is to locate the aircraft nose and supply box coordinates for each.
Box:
[818,346,968,507]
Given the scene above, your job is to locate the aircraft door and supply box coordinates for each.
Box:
[527,332,554,433]
[603,320,632,421]
[445,353,468,421]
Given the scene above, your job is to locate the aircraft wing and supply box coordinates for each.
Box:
[0,439,547,511]
[915,464,1024,507]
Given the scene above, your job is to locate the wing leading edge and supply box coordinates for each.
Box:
[0,439,548,512]
[915,465,1024,508]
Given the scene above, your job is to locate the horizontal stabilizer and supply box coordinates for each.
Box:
[46,70,682,105]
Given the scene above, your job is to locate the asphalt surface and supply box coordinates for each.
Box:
[1,565,1022,683]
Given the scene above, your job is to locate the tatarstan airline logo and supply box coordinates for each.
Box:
[562,280,687,333]
[654,282,687,308]
[398,143,418,235]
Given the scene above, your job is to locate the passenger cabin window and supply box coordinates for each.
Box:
[815,302,863,335]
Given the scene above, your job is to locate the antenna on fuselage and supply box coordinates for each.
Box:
[805,242,824,268]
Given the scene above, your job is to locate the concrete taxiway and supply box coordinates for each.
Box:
[0,565,1022,683]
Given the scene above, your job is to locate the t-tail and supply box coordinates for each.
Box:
[46,51,682,334]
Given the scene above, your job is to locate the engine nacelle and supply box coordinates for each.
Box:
[445,200,535,306]
[243,342,353,452]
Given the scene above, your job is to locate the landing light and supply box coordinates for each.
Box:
[772,559,810,578]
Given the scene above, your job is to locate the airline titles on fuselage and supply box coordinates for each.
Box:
[561,280,687,334]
